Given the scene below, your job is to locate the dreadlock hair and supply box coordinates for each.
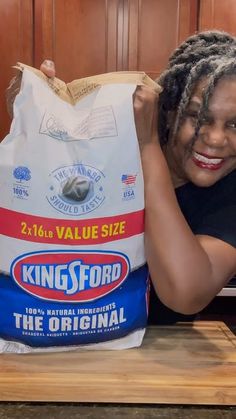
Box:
[169,30,236,66]
[157,30,236,146]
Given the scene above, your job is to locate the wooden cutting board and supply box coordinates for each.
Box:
[0,321,235,405]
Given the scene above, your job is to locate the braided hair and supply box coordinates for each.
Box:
[157,30,236,146]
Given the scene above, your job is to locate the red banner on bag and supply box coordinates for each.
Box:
[0,207,144,245]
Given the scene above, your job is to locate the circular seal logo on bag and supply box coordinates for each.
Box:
[11,250,130,302]
[47,164,105,215]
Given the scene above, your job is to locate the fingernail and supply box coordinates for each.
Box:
[43,60,55,68]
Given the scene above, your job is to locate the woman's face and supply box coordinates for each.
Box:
[165,76,236,188]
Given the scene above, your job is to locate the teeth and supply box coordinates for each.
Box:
[193,151,223,165]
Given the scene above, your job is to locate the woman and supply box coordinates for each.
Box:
[135,31,236,323]
[6,31,236,324]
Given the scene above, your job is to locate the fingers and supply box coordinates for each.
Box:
[40,59,55,78]
[132,85,160,150]
[5,72,22,118]
[133,86,158,119]
[133,85,159,103]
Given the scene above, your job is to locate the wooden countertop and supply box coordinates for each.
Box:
[0,321,235,405]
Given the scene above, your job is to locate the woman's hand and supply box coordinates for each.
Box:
[6,59,55,118]
[133,85,160,151]
[39,59,56,78]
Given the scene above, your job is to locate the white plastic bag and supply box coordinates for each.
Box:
[0,65,158,353]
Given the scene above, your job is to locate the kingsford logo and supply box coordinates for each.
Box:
[11,251,130,302]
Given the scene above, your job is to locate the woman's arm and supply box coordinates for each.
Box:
[134,86,236,314]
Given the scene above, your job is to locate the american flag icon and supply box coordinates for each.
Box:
[121,174,137,185]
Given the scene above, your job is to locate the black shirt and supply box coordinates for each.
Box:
[148,169,236,324]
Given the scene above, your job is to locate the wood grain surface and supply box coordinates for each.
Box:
[0,321,235,405]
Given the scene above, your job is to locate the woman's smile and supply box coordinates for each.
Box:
[191,150,225,170]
